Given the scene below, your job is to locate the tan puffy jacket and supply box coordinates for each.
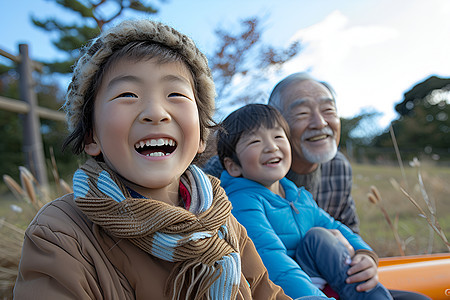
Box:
[14,194,291,300]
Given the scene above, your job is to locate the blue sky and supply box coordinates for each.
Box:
[1,0,450,132]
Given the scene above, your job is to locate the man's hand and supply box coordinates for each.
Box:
[346,253,379,292]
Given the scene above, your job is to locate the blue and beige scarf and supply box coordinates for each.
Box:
[73,158,241,299]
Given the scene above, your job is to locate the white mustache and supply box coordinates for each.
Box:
[301,127,334,141]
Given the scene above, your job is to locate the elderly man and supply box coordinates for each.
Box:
[203,72,359,233]
[267,72,359,233]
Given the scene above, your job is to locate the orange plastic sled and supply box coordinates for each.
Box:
[378,253,450,299]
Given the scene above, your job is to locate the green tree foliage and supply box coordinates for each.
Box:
[31,0,159,74]
[373,76,450,160]
[210,17,301,110]
[0,75,23,183]
[395,76,450,117]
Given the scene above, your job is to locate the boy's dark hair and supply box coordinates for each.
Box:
[217,104,290,168]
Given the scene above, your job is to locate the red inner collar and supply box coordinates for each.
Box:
[179,181,191,209]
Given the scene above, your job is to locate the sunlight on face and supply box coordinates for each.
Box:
[85,58,203,203]
[234,126,291,190]
[282,80,340,167]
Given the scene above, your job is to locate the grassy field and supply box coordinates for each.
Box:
[352,161,450,257]
[2,160,449,258]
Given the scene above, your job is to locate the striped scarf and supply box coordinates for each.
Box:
[73,159,241,299]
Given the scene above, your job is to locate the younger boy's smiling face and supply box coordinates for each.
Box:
[228,126,291,190]
[84,57,204,204]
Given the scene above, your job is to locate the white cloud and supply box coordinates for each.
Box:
[291,10,398,47]
[280,5,450,130]
[288,11,398,71]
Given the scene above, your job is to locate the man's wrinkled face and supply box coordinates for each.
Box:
[282,79,341,165]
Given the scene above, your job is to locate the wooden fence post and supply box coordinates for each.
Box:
[18,44,48,187]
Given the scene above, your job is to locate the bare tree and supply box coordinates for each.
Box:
[210,17,301,113]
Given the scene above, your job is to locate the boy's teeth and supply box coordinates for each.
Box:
[135,138,176,149]
[149,138,165,146]
[146,152,168,157]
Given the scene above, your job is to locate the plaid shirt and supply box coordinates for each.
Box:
[286,151,360,233]
[202,151,360,233]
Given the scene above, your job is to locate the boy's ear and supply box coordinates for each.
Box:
[223,157,242,177]
[197,139,206,154]
[84,131,101,156]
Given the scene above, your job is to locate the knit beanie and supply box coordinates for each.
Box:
[64,19,215,142]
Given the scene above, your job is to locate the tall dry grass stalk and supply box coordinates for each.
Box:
[399,186,450,252]
[410,158,438,253]
[367,185,405,256]
[2,175,25,202]
[0,151,72,298]
[389,125,408,189]
[388,125,449,254]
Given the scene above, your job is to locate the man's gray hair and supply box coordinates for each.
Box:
[268,72,336,115]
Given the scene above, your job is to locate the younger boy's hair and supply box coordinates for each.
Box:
[63,19,216,155]
[217,104,290,169]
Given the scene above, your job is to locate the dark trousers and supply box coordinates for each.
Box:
[295,227,392,300]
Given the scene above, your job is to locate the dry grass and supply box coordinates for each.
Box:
[0,160,72,299]
[353,160,450,257]
[367,185,405,256]
[0,219,25,297]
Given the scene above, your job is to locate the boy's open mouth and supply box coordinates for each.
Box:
[134,138,177,157]
[263,158,281,165]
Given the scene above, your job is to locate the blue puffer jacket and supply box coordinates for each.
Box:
[220,171,372,299]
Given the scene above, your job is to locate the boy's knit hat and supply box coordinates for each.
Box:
[64,19,215,135]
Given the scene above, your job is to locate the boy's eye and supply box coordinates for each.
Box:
[117,92,138,98]
[168,92,189,98]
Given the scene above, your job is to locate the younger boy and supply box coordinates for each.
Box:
[217,104,392,299]
[13,20,296,300]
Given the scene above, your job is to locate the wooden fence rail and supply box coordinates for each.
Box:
[0,96,65,121]
[0,44,63,187]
